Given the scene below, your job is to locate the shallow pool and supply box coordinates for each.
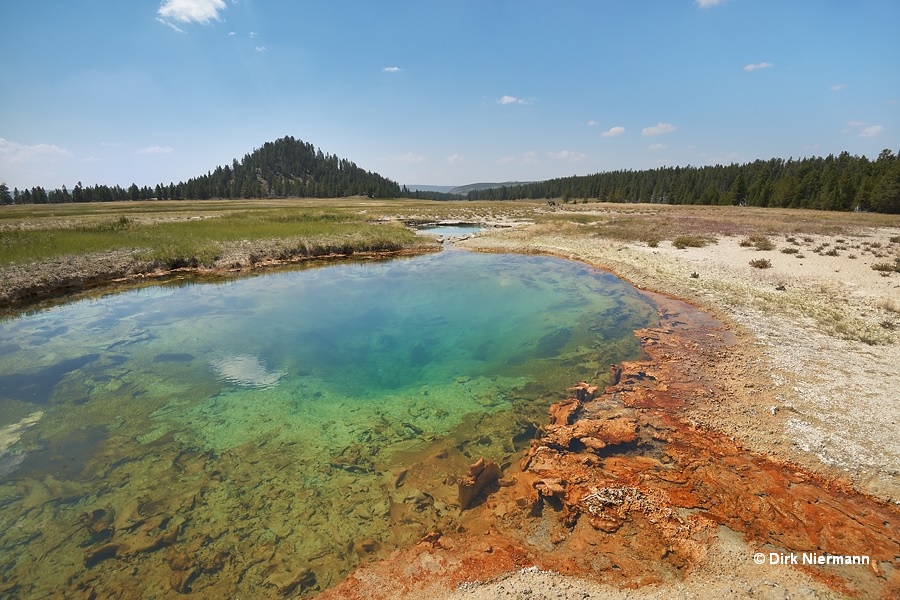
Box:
[0,248,656,597]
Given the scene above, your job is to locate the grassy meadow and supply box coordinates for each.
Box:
[3,196,900,275]
[0,199,432,269]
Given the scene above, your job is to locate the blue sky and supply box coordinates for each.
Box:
[1,0,898,190]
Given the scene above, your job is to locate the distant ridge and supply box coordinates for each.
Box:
[403,182,535,196]
[448,181,534,195]
[404,185,458,193]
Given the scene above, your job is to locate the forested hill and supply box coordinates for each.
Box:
[4,136,401,203]
[170,136,401,200]
[461,150,900,214]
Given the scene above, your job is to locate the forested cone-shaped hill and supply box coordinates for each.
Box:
[459,149,900,214]
[5,136,401,204]
[164,136,401,200]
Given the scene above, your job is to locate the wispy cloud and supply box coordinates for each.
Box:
[137,145,174,155]
[497,95,532,105]
[546,150,588,162]
[255,46,266,53]
[601,126,625,138]
[648,143,666,151]
[696,0,725,8]
[447,153,464,164]
[829,83,847,92]
[390,152,426,163]
[641,122,677,136]
[841,121,884,137]
[0,138,70,162]
[498,151,538,164]
[157,19,184,33]
[157,0,226,30]
[859,125,885,137]
[586,120,599,127]
[743,62,774,72]
[383,66,401,73]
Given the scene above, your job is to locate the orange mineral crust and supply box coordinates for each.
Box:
[322,293,900,600]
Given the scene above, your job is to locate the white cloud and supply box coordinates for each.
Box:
[497,156,516,164]
[830,83,847,92]
[859,125,885,137]
[249,31,258,38]
[641,122,677,136]
[696,0,724,8]
[137,145,174,155]
[0,138,70,162]
[601,126,625,138]
[255,46,266,53]
[648,143,666,151]
[228,31,236,36]
[586,120,599,127]
[158,0,226,26]
[497,95,532,105]
[447,153,464,164]
[546,150,588,162]
[743,62,774,72]
[83,156,101,163]
[523,151,538,163]
[383,66,401,73]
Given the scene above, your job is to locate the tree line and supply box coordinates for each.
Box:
[450,149,900,214]
[4,144,898,213]
[1,136,401,205]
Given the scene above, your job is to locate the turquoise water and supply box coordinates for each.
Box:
[0,249,656,597]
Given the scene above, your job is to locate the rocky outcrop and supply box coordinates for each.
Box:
[457,457,501,510]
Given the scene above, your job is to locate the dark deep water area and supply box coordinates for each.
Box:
[0,248,656,597]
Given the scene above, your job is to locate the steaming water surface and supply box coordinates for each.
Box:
[0,249,656,597]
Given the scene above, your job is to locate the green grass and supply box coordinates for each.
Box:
[0,203,426,268]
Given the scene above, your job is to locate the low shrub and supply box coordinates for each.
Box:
[672,235,714,249]
[871,258,900,273]
[740,234,775,251]
[749,258,772,269]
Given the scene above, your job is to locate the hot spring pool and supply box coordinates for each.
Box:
[0,248,657,597]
